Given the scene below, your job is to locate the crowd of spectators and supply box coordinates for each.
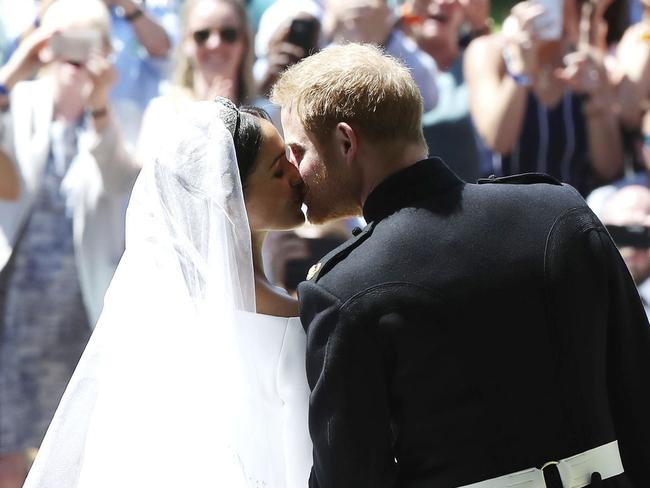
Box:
[0,0,649,485]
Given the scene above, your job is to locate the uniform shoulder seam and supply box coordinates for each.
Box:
[340,281,444,312]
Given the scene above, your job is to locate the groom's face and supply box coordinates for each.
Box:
[281,107,359,224]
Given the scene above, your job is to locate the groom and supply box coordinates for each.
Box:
[271,44,650,488]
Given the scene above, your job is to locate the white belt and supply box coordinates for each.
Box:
[459,441,624,488]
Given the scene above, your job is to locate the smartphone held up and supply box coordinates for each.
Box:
[287,18,319,53]
[48,29,102,65]
[530,0,563,40]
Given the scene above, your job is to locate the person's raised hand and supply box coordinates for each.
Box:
[258,22,307,97]
[459,0,491,35]
[333,2,391,44]
[555,48,609,96]
[501,1,546,79]
[0,28,55,89]
[85,51,118,111]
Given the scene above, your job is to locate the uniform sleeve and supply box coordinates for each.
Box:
[298,281,398,488]
[594,229,650,484]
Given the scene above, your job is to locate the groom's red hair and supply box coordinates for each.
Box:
[270,43,426,147]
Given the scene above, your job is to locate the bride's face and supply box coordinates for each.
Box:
[244,118,306,231]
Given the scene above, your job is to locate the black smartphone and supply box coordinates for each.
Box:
[287,17,319,53]
[606,225,650,248]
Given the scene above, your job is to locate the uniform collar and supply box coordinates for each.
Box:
[362,158,463,223]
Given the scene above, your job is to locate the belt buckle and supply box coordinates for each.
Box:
[541,461,559,471]
[540,461,564,488]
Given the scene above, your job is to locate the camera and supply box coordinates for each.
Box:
[606,225,650,249]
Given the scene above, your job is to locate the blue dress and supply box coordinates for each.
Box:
[0,120,91,453]
[491,91,591,195]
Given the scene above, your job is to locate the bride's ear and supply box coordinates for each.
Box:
[334,122,357,166]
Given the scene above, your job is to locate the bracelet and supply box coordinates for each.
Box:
[124,7,143,22]
[506,69,532,87]
[502,48,531,87]
[89,107,108,119]
[0,84,9,97]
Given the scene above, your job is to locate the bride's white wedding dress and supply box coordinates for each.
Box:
[23,102,313,487]
[232,312,311,488]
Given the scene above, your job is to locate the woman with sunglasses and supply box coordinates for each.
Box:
[136,0,255,167]
[23,97,312,488]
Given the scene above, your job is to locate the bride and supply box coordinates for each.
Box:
[23,97,313,487]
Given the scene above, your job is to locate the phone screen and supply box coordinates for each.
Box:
[287,18,319,52]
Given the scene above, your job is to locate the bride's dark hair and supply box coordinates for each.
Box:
[213,96,272,189]
[236,106,272,188]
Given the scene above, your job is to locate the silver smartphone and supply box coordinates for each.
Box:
[49,29,102,64]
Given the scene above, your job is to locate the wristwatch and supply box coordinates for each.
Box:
[124,7,144,22]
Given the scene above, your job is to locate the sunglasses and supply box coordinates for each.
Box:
[192,26,241,45]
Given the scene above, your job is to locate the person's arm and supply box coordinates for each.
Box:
[0,29,55,200]
[0,150,19,201]
[615,22,650,129]
[109,0,171,58]
[464,34,529,154]
[256,21,308,98]
[298,281,397,488]
[557,49,623,181]
[88,119,140,193]
[582,95,624,182]
[546,206,650,485]
[593,229,650,485]
[85,52,140,192]
[0,28,52,92]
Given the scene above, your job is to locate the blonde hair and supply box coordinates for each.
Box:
[40,0,111,50]
[270,43,425,145]
[173,0,255,105]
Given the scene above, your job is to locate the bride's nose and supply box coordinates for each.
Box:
[284,159,304,188]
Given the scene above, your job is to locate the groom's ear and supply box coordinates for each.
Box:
[334,122,357,165]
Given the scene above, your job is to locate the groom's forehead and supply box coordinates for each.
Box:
[281,106,319,150]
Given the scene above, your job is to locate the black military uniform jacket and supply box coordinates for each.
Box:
[298,158,650,488]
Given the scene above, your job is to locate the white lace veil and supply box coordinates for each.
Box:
[23,101,259,487]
